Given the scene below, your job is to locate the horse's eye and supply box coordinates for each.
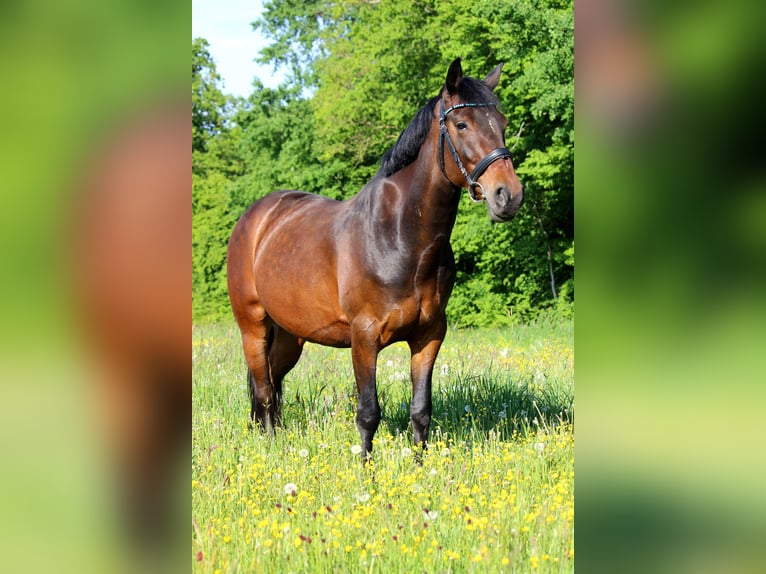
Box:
[456,122,468,131]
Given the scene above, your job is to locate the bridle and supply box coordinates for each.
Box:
[438,99,513,202]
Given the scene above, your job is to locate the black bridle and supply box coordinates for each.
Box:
[438,99,512,202]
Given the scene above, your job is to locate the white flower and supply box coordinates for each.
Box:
[429,468,438,476]
[464,405,471,414]
[350,444,363,455]
[424,510,439,520]
[501,348,509,358]
[440,448,451,457]
[298,448,309,458]
[498,410,507,419]
[284,483,297,496]
[355,492,370,503]
[440,364,449,375]
[401,447,412,457]
[534,442,545,455]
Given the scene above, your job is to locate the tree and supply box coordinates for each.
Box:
[193,0,574,324]
[192,37,227,155]
[192,39,245,319]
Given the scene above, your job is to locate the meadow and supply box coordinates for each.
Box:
[192,317,573,573]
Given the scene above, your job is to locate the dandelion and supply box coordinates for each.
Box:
[401,447,412,457]
[441,447,451,457]
[284,483,297,496]
[350,445,362,455]
[298,448,309,458]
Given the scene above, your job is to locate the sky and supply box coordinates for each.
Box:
[192,0,286,97]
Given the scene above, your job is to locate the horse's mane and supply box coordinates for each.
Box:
[378,75,500,177]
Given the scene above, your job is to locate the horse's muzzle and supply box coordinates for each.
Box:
[487,182,524,222]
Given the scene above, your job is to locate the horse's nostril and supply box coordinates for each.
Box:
[495,186,508,207]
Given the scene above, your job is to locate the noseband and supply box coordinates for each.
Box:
[438,99,512,202]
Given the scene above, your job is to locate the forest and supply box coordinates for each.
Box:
[192,0,573,327]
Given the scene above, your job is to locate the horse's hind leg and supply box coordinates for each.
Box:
[240,314,279,434]
[268,325,305,425]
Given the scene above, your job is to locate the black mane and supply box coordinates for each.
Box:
[378,75,500,177]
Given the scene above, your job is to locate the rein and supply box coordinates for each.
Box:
[438,100,512,202]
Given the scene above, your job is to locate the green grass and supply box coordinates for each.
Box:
[193,318,573,572]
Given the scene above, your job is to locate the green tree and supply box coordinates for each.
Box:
[435,0,574,324]
[194,0,574,324]
[192,39,246,320]
[192,37,227,154]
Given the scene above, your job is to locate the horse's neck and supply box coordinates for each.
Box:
[397,140,462,239]
[350,137,461,245]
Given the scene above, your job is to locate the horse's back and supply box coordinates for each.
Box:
[230,190,330,245]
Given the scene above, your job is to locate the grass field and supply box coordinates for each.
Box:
[192,317,574,573]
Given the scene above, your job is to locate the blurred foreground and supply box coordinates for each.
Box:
[0,1,188,573]
[577,0,766,572]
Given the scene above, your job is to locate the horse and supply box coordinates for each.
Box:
[227,58,523,456]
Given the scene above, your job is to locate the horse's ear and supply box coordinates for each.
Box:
[445,58,463,95]
[484,63,504,90]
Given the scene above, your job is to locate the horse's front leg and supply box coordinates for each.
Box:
[351,322,382,458]
[408,316,447,449]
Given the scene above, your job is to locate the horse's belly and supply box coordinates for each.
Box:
[255,261,351,346]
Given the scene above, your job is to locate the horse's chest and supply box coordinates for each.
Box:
[404,239,455,324]
[341,235,455,340]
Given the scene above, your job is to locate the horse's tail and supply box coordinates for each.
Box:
[247,367,255,421]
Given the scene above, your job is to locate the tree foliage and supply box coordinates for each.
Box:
[192,38,227,154]
[192,0,573,326]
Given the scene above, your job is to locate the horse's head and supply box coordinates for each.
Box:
[439,58,524,222]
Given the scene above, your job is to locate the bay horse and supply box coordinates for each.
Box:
[227,58,523,456]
